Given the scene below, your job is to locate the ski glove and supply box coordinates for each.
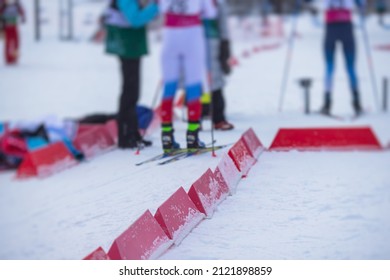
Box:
[219,39,231,75]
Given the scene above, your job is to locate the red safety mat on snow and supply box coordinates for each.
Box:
[269,127,382,151]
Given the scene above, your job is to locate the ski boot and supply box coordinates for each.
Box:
[186,126,205,151]
[118,123,152,149]
[352,91,363,117]
[134,130,152,148]
[161,124,180,153]
[319,93,331,115]
[214,120,234,131]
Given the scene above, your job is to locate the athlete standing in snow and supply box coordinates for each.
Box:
[375,0,387,26]
[0,0,25,65]
[158,0,217,152]
[104,0,158,149]
[320,0,365,116]
[202,0,234,131]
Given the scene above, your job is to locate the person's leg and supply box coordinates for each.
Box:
[212,88,233,130]
[13,25,19,63]
[321,24,337,114]
[160,30,181,151]
[183,27,206,149]
[212,88,225,123]
[341,22,362,114]
[206,38,233,129]
[4,26,13,64]
[117,57,143,148]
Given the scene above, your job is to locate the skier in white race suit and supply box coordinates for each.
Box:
[158,0,217,152]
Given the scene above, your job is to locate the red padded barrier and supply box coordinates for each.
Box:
[83,247,110,260]
[213,167,231,197]
[154,187,205,245]
[269,127,382,151]
[188,168,229,218]
[16,141,77,178]
[229,56,239,67]
[107,210,172,260]
[216,153,242,195]
[376,44,390,51]
[73,125,115,159]
[242,50,251,58]
[241,128,265,159]
[228,139,256,177]
[104,120,118,144]
[76,124,99,135]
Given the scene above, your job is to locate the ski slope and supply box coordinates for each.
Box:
[0,2,390,260]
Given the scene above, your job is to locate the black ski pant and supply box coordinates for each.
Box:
[212,89,226,124]
[117,57,141,139]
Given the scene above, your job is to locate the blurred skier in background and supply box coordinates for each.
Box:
[376,0,387,26]
[104,0,158,149]
[202,0,234,131]
[320,0,365,116]
[0,0,25,65]
[158,0,217,152]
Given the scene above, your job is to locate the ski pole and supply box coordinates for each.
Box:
[205,72,216,157]
[278,0,302,112]
[151,79,162,109]
[384,77,388,112]
[358,8,380,111]
[135,79,162,155]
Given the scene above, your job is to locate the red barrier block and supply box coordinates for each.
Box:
[228,139,256,177]
[269,127,382,151]
[216,153,242,195]
[83,247,110,260]
[260,43,282,51]
[228,56,239,67]
[376,44,390,51]
[73,125,115,159]
[253,46,261,53]
[154,187,205,245]
[16,141,77,178]
[188,168,229,218]
[108,210,172,260]
[104,120,118,144]
[242,50,251,58]
[213,166,230,197]
[241,128,265,159]
[76,124,100,135]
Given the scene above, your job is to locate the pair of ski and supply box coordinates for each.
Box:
[135,143,230,166]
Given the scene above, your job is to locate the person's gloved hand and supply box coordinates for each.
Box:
[219,39,231,75]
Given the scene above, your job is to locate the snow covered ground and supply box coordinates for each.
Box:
[0,2,390,260]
